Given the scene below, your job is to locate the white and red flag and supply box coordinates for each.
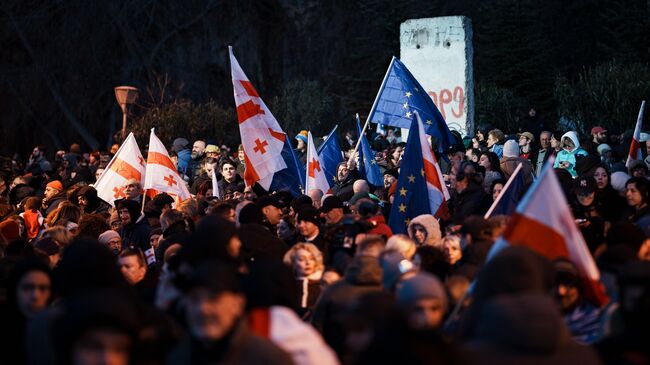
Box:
[143,129,191,202]
[415,111,450,219]
[488,156,609,307]
[93,132,146,206]
[229,46,287,190]
[305,131,330,195]
[626,100,646,168]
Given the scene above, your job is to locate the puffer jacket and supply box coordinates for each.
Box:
[407,214,442,247]
[553,131,588,177]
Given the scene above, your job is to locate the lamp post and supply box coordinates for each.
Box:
[114,86,139,141]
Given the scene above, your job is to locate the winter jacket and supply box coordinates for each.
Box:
[120,215,152,253]
[449,183,492,225]
[166,320,293,365]
[43,193,67,216]
[500,156,534,187]
[407,214,442,247]
[462,293,602,365]
[295,271,323,319]
[490,143,504,159]
[554,132,589,177]
[175,149,192,179]
[331,168,361,202]
[311,255,382,355]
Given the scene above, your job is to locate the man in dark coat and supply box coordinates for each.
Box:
[331,162,361,203]
[116,198,152,253]
[448,168,491,225]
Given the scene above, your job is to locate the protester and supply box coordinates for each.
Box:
[283,242,324,318]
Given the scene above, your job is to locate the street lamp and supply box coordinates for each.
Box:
[114,86,139,141]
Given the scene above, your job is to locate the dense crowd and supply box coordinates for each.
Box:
[0,113,648,365]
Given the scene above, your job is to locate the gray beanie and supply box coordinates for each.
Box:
[503,139,520,158]
[172,138,189,153]
[98,230,121,245]
[396,272,448,312]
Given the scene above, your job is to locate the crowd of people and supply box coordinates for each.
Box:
[0,114,648,364]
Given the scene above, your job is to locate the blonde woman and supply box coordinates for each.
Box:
[283,242,324,318]
[441,235,462,266]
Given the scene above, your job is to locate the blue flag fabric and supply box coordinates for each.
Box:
[317,125,344,189]
[490,167,526,216]
[367,57,455,152]
[388,118,432,234]
[356,117,384,187]
[269,136,305,196]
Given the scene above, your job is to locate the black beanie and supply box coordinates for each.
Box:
[238,203,264,225]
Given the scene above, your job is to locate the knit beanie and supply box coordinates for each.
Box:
[295,130,308,144]
[98,230,121,246]
[296,207,320,226]
[238,203,264,225]
[396,272,448,312]
[502,140,519,158]
[46,180,63,192]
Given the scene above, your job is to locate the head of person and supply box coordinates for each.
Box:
[296,207,320,238]
[407,214,442,247]
[396,272,448,329]
[593,165,610,190]
[528,107,536,117]
[550,131,562,150]
[518,132,534,147]
[391,145,404,162]
[283,242,324,278]
[573,175,597,207]
[276,218,295,242]
[44,180,63,200]
[539,131,552,149]
[256,194,283,226]
[502,139,520,158]
[237,144,245,162]
[486,129,504,148]
[320,195,344,225]
[553,259,582,313]
[243,186,257,201]
[625,177,649,209]
[353,179,370,194]
[441,235,462,265]
[561,135,576,152]
[123,179,142,200]
[191,140,206,159]
[210,202,236,222]
[629,160,648,178]
[383,169,398,189]
[591,126,608,143]
[308,189,324,209]
[9,258,52,319]
[204,144,220,161]
[116,199,140,227]
[385,234,417,260]
[491,178,506,201]
[98,230,122,255]
[179,262,245,344]
[220,161,237,182]
[118,248,147,285]
[295,131,308,150]
[336,162,350,182]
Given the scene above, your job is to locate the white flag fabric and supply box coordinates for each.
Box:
[229,46,287,190]
[93,132,146,206]
[305,131,330,195]
[211,166,220,199]
[143,129,191,202]
[626,101,646,167]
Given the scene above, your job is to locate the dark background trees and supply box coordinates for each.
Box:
[0,0,648,156]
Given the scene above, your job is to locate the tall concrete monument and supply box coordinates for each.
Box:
[400,16,474,136]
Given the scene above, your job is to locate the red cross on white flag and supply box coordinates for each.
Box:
[229,46,287,190]
[143,128,191,202]
[305,131,330,195]
[93,132,146,206]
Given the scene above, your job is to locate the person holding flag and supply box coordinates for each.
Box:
[388,111,450,234]
[305,131,330,197]
[93,132,146,206]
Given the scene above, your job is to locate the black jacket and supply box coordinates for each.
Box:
[449,183,492,224]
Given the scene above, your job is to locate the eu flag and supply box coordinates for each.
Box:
[270,135,305,196]
[356,116,384,187]
[388,118,432,234]
[367,57,455,153]
[317,125,344,189]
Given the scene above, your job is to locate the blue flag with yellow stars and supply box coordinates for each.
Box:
[367,57,455,153]
[388,118,432,234]
[317,125,344,189]
[356,116,384,187]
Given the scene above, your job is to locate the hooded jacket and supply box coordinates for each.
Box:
[500,140,534,187]
[554,132,588,177]
[407,214,442,247]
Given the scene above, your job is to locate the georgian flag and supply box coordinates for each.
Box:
[626,101,646,168]
[93,132,146,206]
[143,129,191,202]
[229,46,287,190]
[305,131,330,195]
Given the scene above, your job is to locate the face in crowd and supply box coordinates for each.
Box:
[221,163,237,183]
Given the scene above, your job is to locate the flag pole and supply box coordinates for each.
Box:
[484,163,523,219]
[141,189,147,213]
[347,114,370,167]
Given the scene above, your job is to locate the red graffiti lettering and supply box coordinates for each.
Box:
[428,86,465,120]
